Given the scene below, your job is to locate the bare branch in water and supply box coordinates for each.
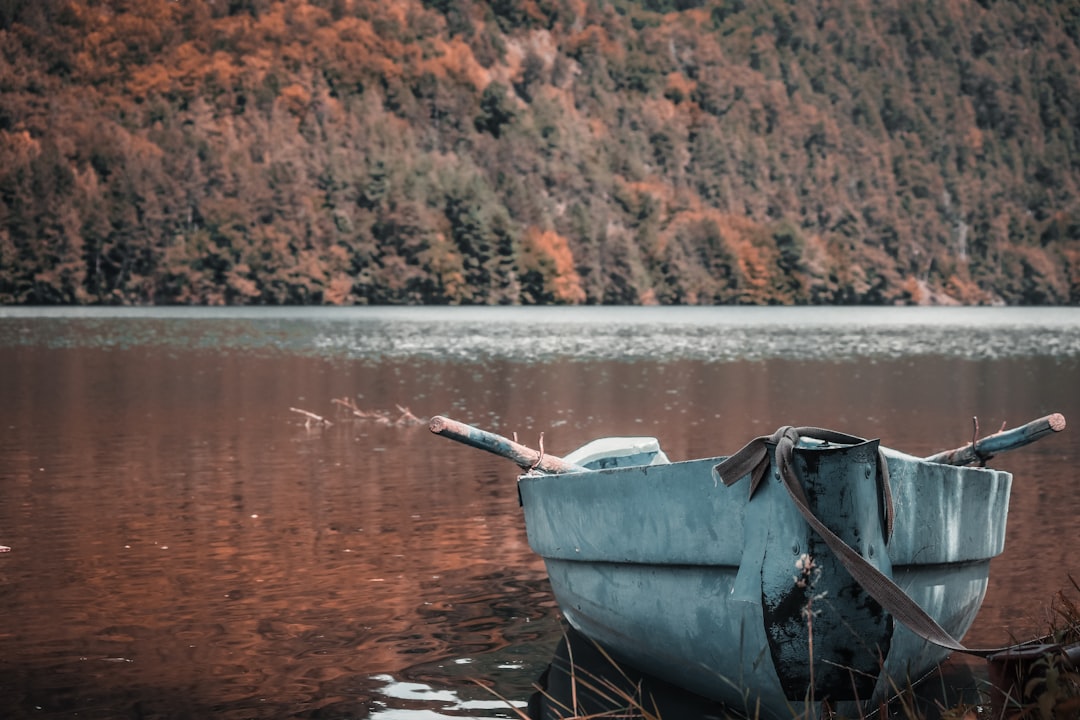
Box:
[289,407,333,429]
[323,398,429,428]
[394,405,426,427]
[332,397,380,418]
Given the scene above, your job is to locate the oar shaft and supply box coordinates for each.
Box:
[429,415,588,474]
[924,413,1066,466]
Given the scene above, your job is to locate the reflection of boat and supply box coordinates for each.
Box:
[430,414,1064,719]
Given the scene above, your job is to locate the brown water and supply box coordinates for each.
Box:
[0,308,1078,719]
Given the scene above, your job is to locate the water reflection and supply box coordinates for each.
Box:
[0,309,1078,718]
[3,306,1080,362]
[369,673,526,719]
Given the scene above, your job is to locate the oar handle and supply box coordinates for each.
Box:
[429,415,588,474]
[924,413,1066,466]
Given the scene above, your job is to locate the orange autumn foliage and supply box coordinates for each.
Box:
[1,0,1078,305]
[521,227,586,304]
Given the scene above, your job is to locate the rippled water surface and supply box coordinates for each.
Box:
[0,307,1078,719]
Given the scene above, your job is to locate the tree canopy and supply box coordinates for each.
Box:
[1,0,1078,304]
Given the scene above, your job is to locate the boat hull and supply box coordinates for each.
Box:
[518,441,1011,719]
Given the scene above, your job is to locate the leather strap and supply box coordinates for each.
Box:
[715,426,1007,657]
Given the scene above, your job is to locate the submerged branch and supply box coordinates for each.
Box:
[322,397,428,428]
[289,407,333,429]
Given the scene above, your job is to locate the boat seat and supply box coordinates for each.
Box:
[562,437,671,470]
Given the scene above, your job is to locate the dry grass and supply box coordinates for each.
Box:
[482,578,1080,720]
[996,576,1080,720]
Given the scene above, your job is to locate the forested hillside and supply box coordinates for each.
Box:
[1,0,1079,304]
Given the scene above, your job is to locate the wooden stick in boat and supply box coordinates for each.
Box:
[428,415,588,474]
[923,413,1066,466]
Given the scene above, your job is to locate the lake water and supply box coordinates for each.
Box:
[0,306,1078,719]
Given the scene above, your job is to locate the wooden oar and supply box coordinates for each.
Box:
[923,412,1066,466]
[432,412,1066,473]
[429,415,588,474]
